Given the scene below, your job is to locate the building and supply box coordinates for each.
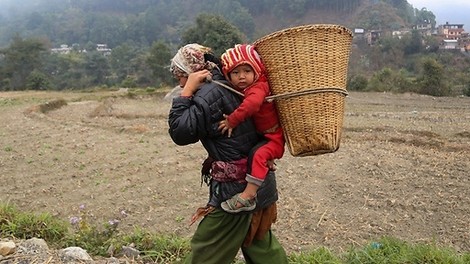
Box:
[51,44,72,54]
[96,44,112,56]
[436,22,468,50]
[438,22,465,40]
[442,39,459,49]
[392,29,410,39]
[413,22,433,36]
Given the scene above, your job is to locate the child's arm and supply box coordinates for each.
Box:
[222,83,269,133]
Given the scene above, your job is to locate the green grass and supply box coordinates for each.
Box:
[1,202,470,263]
[0,202,68,244]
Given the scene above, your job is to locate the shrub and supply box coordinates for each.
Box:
[464,83,470,97]
[417,58,451,96]
[348,75,369,91]
[26,70,50,90]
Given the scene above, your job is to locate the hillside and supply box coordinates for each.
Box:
[4,0,466,95]
[0,0,418,48]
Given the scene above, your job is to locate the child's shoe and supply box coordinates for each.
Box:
[221,193,256,213]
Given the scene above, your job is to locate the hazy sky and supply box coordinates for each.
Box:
[407,0,470,28]
[0,0,468,30]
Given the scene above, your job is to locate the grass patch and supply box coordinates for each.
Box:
[0,98,22,107]
[0,202,189,263]
[0,202,68,245]
[343,237,470,264]
[1,202,470,263]
[289,247,342,263]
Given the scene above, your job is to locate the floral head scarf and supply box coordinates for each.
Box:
[170,43,217,77]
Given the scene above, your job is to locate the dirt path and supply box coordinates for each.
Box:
[1,90,469,254]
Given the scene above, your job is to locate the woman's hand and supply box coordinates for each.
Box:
[181,70,212,97]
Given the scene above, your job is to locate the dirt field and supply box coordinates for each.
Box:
[1,90,469,255]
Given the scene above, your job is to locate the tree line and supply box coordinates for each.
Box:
[0,0,469,96]
[0,14,245,91]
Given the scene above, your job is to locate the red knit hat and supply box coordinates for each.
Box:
[221,44,266,82]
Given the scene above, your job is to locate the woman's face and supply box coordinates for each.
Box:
[229,64,255,90]
[174,71,188,88]
[178,76,188,88]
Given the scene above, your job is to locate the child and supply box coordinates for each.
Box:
[219,44,285,213]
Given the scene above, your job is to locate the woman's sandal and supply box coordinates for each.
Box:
[221,193,256,213]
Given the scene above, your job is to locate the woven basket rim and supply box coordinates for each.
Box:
[253,24,353,46]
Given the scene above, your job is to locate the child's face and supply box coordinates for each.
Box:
[229,64,255,90]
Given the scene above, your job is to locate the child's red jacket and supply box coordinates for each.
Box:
[226,76,280,133]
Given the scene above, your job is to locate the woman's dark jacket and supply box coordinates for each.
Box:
[168,69,278,210]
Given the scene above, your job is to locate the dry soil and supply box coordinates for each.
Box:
[1,90,470,256]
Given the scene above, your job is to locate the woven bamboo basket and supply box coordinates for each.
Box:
[253,24,353,157]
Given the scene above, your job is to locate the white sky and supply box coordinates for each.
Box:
[407,0,470,28]
[408,0,470,7]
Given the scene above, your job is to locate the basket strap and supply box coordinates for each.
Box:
[178,68,245,98]
[212,79,347,102]
[212,80,245,97]
[265,88,348,101]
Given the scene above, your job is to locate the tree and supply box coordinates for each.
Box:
[26,70,50,90]
[146,41,173,87]
[403,30,422,55]
[417,58,450,96]
[355,2,406,30]
[414,8,436,28]
[0,35,47,90]
[85,14,126,48]
[108,43,139,84]
[202,0,255,39]
[181,14,244,57]
[44,52,87,90]
[84,51,110,86]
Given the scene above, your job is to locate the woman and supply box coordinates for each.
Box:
[168,43,287,264]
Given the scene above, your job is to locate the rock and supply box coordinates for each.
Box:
[18,237,49,254]
[0,241,16,256]
[59,246,94,263]
[120,245,140,258]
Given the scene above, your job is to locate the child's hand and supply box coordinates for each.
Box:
[218,115,234,137]
[267,160,277,171]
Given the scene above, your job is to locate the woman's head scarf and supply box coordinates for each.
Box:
[170,43,218,77]
[220,44,266,82]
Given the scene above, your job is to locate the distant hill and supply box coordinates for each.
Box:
[0,0,425,48]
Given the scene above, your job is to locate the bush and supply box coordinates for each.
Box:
[464,83,470,97]
[26,70,50,90]
[348,75,368,91]
[417,58,451,96]
[121,77,137,88]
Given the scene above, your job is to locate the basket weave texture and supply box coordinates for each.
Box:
[254,24,353,157]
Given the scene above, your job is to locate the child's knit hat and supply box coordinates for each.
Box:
[221,44,266,82]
